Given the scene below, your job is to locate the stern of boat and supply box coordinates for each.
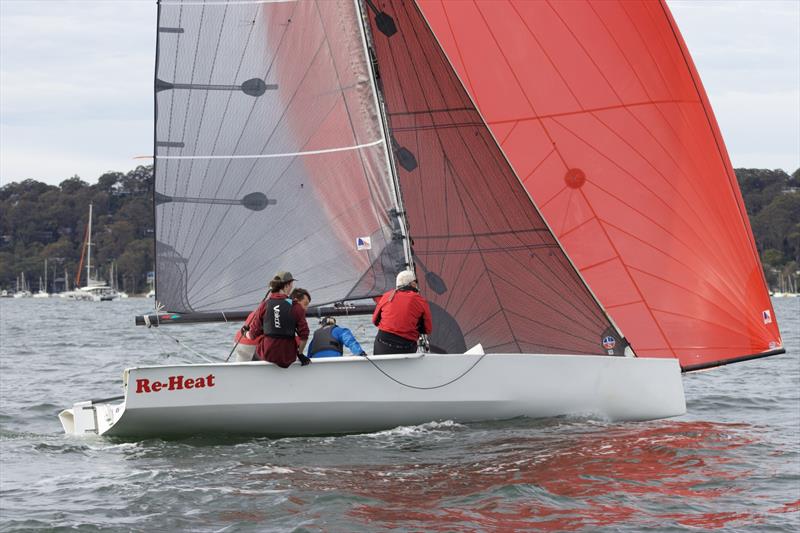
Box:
[59,399,126,436]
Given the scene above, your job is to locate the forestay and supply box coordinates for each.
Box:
[154,0,407,313]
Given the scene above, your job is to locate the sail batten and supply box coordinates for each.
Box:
[155,139,385,159]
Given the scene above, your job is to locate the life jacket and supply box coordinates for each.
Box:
[263,297,296,338]
[309,325,343,356]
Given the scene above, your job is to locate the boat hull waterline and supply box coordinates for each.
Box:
[59,353,685,437]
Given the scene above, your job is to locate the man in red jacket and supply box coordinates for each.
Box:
[372,269,433,355]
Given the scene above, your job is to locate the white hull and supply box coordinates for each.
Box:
[59,353,685,437]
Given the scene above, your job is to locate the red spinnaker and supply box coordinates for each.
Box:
[418,0,782,369]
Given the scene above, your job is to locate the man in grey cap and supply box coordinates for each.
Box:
[371,269,432,355]
[247,271,311,367]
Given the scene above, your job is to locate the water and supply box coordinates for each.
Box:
[1,298,798,532]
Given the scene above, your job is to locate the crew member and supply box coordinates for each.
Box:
[372,269,432,355]
[248,271,311,367]
[231,288,312,363]
[308,317,367,358]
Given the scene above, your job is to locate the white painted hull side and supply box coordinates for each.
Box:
[59,353,685,437]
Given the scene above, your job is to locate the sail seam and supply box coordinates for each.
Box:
[157,139,385,160]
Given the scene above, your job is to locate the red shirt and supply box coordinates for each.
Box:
[248,294,309,368]
[372,288,433,341]
[234,309,260,346]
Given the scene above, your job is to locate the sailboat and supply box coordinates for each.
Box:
[13,272,31,298]
[33,259,50,298]
[70,203,120,302]
[59,0,782,437]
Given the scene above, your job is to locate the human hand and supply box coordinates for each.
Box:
[297,353,311,366]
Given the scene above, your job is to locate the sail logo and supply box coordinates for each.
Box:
[762,310,772,324]
[356,236,371,251]
[602,336,616,350]
[135,374,216,394]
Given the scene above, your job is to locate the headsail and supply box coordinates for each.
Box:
[154,0,407,313]
[365,0,626,356]
[418,0,783,369]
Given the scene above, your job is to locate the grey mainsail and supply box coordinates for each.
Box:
[154,0,407,312]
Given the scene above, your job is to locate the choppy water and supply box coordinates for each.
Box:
[0,297,798,532]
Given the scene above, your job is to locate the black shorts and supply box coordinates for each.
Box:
[373,330,417,355]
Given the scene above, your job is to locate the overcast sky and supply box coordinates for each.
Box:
[1,0,798,187]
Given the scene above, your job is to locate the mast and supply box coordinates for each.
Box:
[86,203,93,287]
[355,0,413,273]
[44,258,47,293]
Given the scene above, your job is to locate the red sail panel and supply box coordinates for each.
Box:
[366,0,625,356]
[418,0,782,369]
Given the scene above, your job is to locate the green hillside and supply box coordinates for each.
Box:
[0,166,798,294]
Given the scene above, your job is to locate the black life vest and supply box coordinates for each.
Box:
[309,325,343,356]
[263,297,296,338]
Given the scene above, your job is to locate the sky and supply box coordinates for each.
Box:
[0,0,798,187]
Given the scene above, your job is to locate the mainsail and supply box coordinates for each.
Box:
[365,0,625,355]
[417,0,784,369]
[154,0,407,313]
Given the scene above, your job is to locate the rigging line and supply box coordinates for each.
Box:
[363,352,489,390]
[152,327,221,363]
[157,139,386,160]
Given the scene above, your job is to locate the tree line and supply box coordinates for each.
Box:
[0,166,153,294]
[0,166,798,294]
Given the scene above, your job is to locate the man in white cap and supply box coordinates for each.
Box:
[371,269,433,355]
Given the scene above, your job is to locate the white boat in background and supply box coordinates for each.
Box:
[33,261,50,298]
[60,0,782,438]
[69,203,120,302]
[77,282,120,302]
[13,273,31,298]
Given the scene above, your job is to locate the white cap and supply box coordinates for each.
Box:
[396,270,416,288]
